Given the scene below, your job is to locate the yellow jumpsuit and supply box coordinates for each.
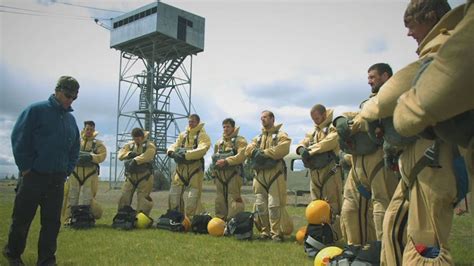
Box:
[391,4,472,265]
[212,127,247,220]
[297,109,343,239]
[246,123,294,239]
[167,123,211,218]
[62,130,106,222]
[117,131,156,215]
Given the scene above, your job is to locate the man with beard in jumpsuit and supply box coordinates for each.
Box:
[117,128,156,215]
[296,104,343,237]
[246,110,294,242]
[212,118,247,220]
[167,114,211,218]
[63,120,107,225]
[339,63,399,248]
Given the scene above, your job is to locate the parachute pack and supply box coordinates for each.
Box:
[156,209,186,232]
[328,241,381,266]
[224,211,254,240]
[333,116,381,156]
[191,213,213,234]
[68,205,95,229]
[304,223,336,258]
[112,206,137,230]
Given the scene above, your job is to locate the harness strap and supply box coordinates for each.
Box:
[215,170,239,213]
[255,170,283,194]
[369,159,385,183]
[176,167,202,188]
[72,169,97,186]
[352,156,372,200]
[127,173,151,189]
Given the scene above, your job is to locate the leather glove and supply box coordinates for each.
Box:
[173,151,186,164]
[124,159,137,172]
[168,151,175,158]
[127,151,138,159]
[299,147,310,160]
[79,152,92,163]
[251,148,262,159]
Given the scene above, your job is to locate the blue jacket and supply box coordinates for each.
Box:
[11,94,80,176]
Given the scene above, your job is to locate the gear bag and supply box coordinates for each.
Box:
[303,151,336,170]
[156,209,185,232]
[112,206,137,230]
[224,211,254,240]
[333,116,380,155]
[191,213,213,234]
[351,241,382,266]
[304,223,336,258]
[433,110,474,148]
[69,205,95,229]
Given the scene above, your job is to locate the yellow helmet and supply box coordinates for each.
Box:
[314,246,343,266]
[183,216,191,232]
[296,226,307,244]
[207,217,226,236]
[135,212,153,229]
[305,200,331,224]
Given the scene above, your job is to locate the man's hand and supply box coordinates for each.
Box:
[167,151,175,158]
[79,152,92,163]
[216,159,227,168]
[127,151,138,159]
[298,147,310,160]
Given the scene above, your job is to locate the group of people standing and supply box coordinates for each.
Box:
[3,0,472,265]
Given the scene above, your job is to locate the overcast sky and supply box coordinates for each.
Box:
[0,0,465,177]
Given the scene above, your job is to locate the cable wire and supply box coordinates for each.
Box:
[54,1,124,13]
[0,4,112,20]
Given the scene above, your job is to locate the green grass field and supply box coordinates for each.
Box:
[0,180,472,265]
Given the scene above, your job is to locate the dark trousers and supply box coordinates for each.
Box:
[5,171,65,266]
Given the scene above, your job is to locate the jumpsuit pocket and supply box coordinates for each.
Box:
[403,237,452,265]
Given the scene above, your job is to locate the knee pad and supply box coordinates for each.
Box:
[269,206,281,220]
[168,185,182,209]
[139,196,153,215]
[91,199,103,219]
[186,187,200,212]
[255,194,267,215]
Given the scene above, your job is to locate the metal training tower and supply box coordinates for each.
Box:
[109,2,205,187]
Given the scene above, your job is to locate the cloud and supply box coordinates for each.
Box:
[366,38,388,54]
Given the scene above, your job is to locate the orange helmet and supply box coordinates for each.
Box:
[207,217,226,236]
[182,216,191,232]
[296,226,307,244]
[305,200,331,224]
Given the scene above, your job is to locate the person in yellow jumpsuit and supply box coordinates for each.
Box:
[117,128,156,215]
[246,110,293,242]
[296,104,342,237]
[167,114,211,218]
[63,120,107,224]
[212,118,247,220]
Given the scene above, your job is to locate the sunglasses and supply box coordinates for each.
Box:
[62,90,78,100]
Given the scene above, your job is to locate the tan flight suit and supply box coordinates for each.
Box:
[340,113,399,245]
[167,123,211,218]
[62,130,106,222]
[246,123,294,239]
[390,3,472,265]
[297,109,343,239]
[212,127,247,220]
[118,131,156,215]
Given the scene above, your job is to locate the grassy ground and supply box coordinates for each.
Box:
[0,180,472,265]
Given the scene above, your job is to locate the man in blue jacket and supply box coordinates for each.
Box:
[3,76,80,266]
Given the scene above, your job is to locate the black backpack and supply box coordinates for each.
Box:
[304,223,336,258]
[191,214,212,234]
[156,209,185,232]
[225,211,254,240]
[112,206,137,230]
[69,205,95,229]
